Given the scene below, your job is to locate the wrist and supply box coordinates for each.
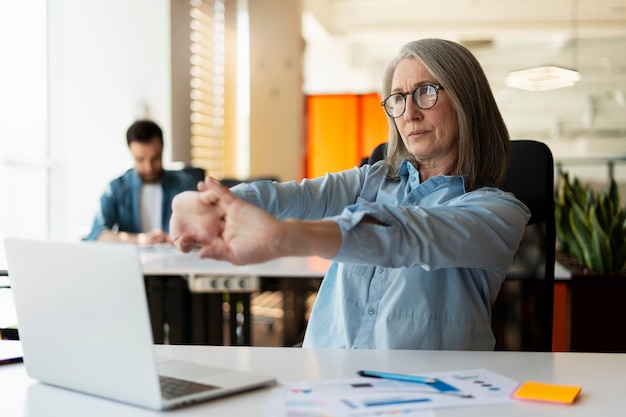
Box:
[281,219,341,258]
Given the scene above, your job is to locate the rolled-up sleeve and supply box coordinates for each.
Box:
[330,187,530,272]
[231,162,529,273]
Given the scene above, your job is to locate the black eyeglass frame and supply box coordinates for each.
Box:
[381,84,445,118]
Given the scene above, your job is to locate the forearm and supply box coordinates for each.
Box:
[95,230,145,244]
[279,219,342,258]
[330,191,529,270]
[230,168,366,221]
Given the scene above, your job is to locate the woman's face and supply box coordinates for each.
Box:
[391,58,458,174]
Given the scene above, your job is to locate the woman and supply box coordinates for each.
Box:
[169,38,530,350]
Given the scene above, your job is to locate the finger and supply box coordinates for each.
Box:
[198,177,220,203]
[148,230,166,244]
[204,177,238,207]
[178,240,194,253]
[198,189,219,205]
[202,175,219,188]
[197,241,230,261]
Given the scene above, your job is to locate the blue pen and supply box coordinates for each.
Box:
[357,370,437,384]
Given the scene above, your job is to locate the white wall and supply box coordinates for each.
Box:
[48,0,172,240]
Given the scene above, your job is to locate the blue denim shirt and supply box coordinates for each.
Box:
[85,169,197,241]
[232,161,530,350]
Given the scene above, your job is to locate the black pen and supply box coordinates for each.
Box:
[357,370,437,384]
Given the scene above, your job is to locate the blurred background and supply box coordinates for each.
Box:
[1,0,625,349]
[1,0,625,243]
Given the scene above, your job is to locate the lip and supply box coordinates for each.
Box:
[408,129,430,139]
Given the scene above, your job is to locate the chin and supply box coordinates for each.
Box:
[406,143,428,157]
[140,170,163,184]
[140,175,160,184]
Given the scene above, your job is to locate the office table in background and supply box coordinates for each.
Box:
[0,242,580,350]
[0,266,18,341]
[140,245,330,346]
[1,343,623,416]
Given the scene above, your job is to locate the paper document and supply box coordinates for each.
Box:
[266,368,518,417]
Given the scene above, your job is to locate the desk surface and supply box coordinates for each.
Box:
[140,245,332,277]
[140,245,573,280]
[0,344,623,417]
[1,241,571,280]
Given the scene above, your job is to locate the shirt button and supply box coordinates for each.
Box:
[410,175,416,181]
[368,308,376,315]
[377,267,384,274]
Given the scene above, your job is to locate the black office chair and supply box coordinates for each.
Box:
[365,140,556,351]
[182,166,206,183]
[219,176,280,188]
[494,140,555,351]
[367,142,387,166]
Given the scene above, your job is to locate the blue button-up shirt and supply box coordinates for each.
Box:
[85,169,197,241]
[232,161,530,350]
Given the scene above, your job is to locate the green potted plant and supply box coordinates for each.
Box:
[554,170,626,352]
[555,170,626,273]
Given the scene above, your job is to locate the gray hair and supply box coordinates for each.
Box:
[380,38,510,191]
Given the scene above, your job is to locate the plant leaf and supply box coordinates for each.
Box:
[589,207,612,272]
[554,171,626,273]
[569,203,594,270]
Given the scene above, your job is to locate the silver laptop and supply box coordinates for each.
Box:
[3,238,276,410]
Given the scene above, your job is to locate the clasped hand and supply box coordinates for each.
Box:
[169,177,284,265]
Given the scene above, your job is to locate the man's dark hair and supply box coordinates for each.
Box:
[126,120,163,147]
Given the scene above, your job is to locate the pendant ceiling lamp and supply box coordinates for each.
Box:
[505,66,581,91]
[505,0,581,91]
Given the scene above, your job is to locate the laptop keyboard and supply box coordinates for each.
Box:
[159,375,218,400]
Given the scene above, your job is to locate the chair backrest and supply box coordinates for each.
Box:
[365,139,556,351]
[219,176,280,188]
[494,139,555,351]
[368,142,387,166]
[182,166,206,183]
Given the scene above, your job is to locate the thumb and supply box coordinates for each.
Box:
[204,177,238,207]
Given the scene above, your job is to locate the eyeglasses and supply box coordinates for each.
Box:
[381,84,444,118]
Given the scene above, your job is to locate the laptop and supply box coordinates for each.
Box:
[3,238,276,410]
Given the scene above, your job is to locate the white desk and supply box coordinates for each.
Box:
[1,344,623,416]
[140,246,331,346]
[140,245,331,278]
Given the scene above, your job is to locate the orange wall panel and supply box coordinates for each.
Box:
[359,93,389,159]
[306,93,389,178]
[306,95,359,178]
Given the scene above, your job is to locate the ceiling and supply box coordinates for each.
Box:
[301,0,626,155]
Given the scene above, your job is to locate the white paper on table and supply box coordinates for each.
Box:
[265,368,518,417]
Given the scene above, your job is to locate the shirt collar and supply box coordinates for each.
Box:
[398,160,467,191]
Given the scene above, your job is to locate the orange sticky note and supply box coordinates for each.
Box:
[513,381,582,404]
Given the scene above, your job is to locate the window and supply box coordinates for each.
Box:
[189,0,227,177]
[0,0,49,243]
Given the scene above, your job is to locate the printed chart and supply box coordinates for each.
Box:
[267,368,519,417]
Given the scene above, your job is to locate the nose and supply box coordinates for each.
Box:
[403,95,423,121]
[140,161,155,174]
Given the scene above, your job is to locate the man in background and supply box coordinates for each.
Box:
[85,119,200,244]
